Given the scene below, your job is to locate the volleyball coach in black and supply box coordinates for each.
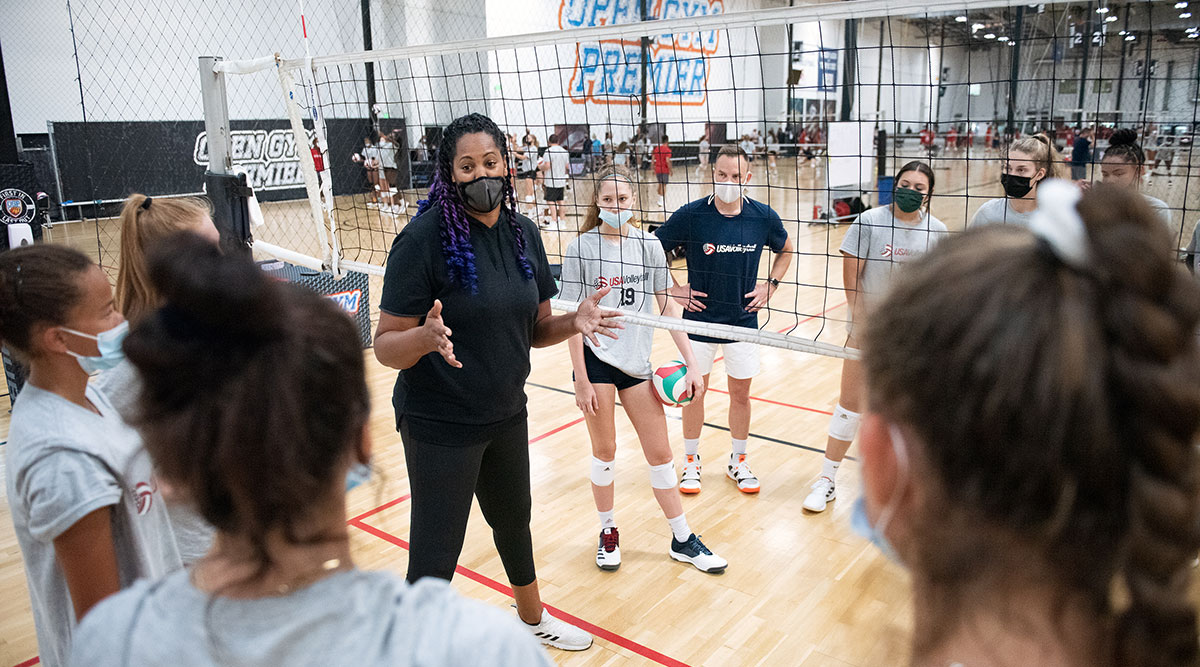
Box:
[374,113,619,651]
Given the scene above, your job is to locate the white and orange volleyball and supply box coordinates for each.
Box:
[652,360,693,406]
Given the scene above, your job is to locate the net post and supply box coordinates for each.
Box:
[198,55,250,256]
[199,56,231,175]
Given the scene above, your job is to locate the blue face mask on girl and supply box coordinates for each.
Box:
[598,208,633,229]
[850,423,911,565]
[59,320,129,375]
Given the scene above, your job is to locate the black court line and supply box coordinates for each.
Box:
[525,381,857,461]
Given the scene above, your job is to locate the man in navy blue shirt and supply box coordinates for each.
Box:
[655,145,793,495]
[1071,126,1093,181]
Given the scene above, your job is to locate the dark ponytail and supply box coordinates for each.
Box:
[124,232,370,573]
[416,112,533,293]
[862,184,1200,665]
[0,244,93,357]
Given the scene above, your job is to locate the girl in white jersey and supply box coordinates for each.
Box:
[560,166,727,574]
[970,134,1063,228]
[803,161,948,513]
[2,244,181,667]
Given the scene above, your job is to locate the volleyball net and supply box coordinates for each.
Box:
[207,0,1200,359]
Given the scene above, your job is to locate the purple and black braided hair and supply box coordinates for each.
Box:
[414,113,533,294]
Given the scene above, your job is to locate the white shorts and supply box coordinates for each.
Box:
[689,340,760,380]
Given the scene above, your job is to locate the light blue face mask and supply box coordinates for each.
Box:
[598,208,633,229]
[59,320,129,375]
[345,461,373,492]
[850,424,911,565]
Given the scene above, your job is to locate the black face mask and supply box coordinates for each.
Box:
[457,175,506,213]
[1000,172,1036,198]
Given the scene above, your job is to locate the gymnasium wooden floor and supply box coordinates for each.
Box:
[2,148,1198,666]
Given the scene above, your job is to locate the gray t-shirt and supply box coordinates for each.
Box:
[840,206,949,299]
[970,197,1034,228]
[1144,194,1172,227]
[92,360,216,565]
[71,569,553,667]
[5,384,181,667]
[560,227,671,378]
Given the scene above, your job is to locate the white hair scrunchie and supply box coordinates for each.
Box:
[1029,179,1090,269]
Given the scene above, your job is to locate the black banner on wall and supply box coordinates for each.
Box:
[50,118,407,206]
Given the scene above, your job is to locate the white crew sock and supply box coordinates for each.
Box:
[731,438,748,456]
[821,457,841,483]
[598,510,616,530]
[684,438,700,457]
[667,513,692,542]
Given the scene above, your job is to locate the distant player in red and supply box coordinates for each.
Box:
[310,138,325,188]
[653,136,672,208]
[985,124,994,150]
[946,126,959,153]
[920,126,935,156]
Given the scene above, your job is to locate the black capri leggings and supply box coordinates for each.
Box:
[400,413,536,587]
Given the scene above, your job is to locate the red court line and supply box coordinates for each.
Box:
[349,516,691,667]
[349,493,412,523]
[12,657,39,667]
[529,416,585,443]
[705,388,833,416]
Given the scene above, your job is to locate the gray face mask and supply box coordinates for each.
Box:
[457,176,506,213]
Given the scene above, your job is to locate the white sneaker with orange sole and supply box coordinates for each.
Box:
[726,454,760,494]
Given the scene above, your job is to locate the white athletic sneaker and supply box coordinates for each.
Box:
[524,194,534,203]
[669,533,728,573]
[656,196,665,207]
[680,454,701,494]
[366,202,380,209]
[595,527,620,571]
[520,608,594,651]
[726,454,760,494]
[803,476,836,512]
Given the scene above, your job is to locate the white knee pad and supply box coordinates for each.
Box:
[648,462,676,490]
[590,457,615,487]
[828,404,862,442]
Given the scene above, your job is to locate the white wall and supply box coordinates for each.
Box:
[0,0,484,134]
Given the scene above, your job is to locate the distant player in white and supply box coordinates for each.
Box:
[560,166,727,574]
[537,134,570,229]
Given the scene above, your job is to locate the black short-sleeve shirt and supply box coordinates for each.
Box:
[380,204,558,443]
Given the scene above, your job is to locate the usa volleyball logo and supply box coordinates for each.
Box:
[134,481,154,515]
[703,243,716,255]
[881,244,893,258]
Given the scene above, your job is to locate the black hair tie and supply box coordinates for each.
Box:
[141,197,153,210]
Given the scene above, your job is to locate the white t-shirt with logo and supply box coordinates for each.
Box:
[540,145,570,188]
[5,384,181,667]
[560,226,671,378]
[840,205,949,300]
[93,360,215,565]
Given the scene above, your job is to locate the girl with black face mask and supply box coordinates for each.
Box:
[970,134,1063,228]
[374,113,622,653]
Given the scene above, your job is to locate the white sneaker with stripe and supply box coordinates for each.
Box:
[519,608,593,651]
